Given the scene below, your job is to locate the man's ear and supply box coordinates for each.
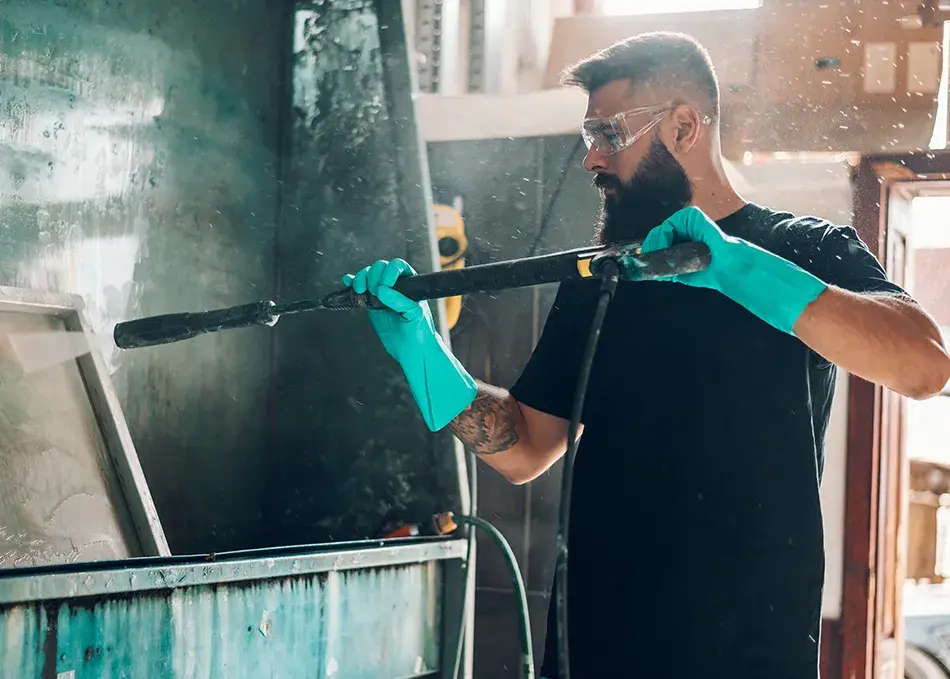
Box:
[671,106,703,154]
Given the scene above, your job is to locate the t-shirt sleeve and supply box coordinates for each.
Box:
[509,281,595,421]
[779,219,906,296]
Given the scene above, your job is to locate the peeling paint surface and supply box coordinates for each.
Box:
[0,549,446,678]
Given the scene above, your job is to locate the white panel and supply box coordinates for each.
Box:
[479,0,520,95]
[911,196,950,249]
[821,373,849,619]
[417,88,588,141]
[438,0,464,95]
[600,0,762,14]
[907,41,942,95]
[864,42,898,94]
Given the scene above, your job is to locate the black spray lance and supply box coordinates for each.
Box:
[112,240,710,350]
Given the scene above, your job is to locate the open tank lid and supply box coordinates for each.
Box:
[0,286,169,571]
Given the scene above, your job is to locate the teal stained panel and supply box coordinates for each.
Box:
[1,561,442,678]
[0,604,47,678]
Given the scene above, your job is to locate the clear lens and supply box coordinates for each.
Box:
[581,120,624,155]
[581,105,670,156]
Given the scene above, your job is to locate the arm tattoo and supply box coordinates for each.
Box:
[449,382,521,456]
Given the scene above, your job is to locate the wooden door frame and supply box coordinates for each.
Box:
[841,150,950,679]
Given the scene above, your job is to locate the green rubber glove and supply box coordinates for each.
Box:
[640,206,828,335]
[342,258,477,432]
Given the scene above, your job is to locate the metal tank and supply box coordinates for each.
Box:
[0,0,470,676]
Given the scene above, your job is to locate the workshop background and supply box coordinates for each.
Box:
[1,0,949,678]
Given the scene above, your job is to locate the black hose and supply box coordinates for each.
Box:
[554,259,621,679]
[454,513,535,679]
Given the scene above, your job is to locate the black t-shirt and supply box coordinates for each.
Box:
[510,203,904,679]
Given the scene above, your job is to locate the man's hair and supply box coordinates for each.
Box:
[561,32,720,119]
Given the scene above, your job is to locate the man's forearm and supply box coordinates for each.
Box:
[449,381,576,484]
[449,381,522,456]
[794,287,950,399]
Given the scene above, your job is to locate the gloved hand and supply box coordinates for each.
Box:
[640,206,828,335]
[342,258,477,432]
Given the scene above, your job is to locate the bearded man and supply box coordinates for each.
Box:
[344,32,950,678]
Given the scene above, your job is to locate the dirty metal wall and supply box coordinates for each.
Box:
[267,0,458,546]
[0,541,456,678]
[426,135,597,678]
[0,1,286,554]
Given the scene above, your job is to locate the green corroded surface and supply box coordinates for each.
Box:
[0,541,458,677]
[268,0,459,546]
[0,0,283,553]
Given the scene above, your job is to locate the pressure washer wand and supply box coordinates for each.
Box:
[113,240,711,350]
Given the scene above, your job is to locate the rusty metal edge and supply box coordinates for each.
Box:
[0,539,467,605]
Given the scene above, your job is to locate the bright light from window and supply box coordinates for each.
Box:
[929,21,949,150]
[601,0,761,15]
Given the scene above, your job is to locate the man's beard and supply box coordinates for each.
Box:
[593,135,693,245]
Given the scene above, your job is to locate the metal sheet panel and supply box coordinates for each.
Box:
[0,540,463,678]
[0,566,442,679]
[0,0,283,554]
[0,310,134,568]
[0,538,465,604]
[0,287,168,570]
[269,0,459,547]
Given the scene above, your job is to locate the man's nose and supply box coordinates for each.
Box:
[583,147,608,173]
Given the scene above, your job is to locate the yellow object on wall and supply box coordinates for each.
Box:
[433,203,467,330]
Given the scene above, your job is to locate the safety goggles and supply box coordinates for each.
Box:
[581,104,670,156]
[581,104,711,156]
